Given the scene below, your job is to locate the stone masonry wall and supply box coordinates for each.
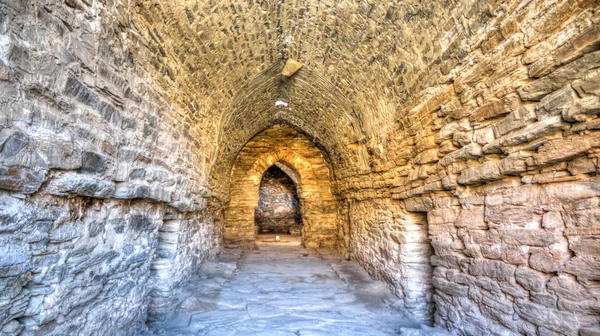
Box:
[0,1,219,335]
[255,165,302,234]
[337,0,600,334]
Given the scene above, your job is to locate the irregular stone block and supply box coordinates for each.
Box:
[483,116,566,154]
[432,277,468,297]
[114,182,172,203]
[518,50,600,101]
[63,75,99,107]
[547,274,589,302]
[0,240,30,277]
[535,86,577,120]
[470,93,520,122]
[515,300,579,334]
[497,154,527,175]
[468,259,516,281]
[515,267,547,292]
[49,222,83,243]
[531,133,600,166]
[572,69,600,96]
[439,143,482,166]
[457,161,501,185]
[542,211,564,229]
[567,156,596,175]
[565,256,600,281]
[45,173,115,198]
[403,197,433,212]
[563,95,600,122]
[492,107,537,138]
[0,195,33,233]
[454,206,486,229]
[281,58,303,77]
[79,151,108,174]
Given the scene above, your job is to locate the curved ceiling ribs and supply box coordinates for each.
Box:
[214,59,365,186]
[133,0,498,190]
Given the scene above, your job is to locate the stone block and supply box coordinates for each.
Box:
[515,267,547,292]
[281,58,303,77]
[470,93,520,122]
[0,195,33,233]
[454,206,486,229]
[531,133,600,167]
[565,256,600,281]
[63,75,99,108]
[79,151,108,174]
[403,197,433,212]
[542,211,564,229]
[568,236,600,257]
[457,161,501,185]
[515,300,579,334]
[483,116,566,154]
[468,259,516,281]
[535,86,577,120]
[497,154,527,175]
[492,107,537,138]
[45,173,115,198]
[529,250,563,273]
[432,277,468,297]
[518,50,600,101]
[567,156,596,175]
[439,143,482,166]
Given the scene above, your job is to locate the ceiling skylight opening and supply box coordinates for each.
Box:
[275,100,289,107]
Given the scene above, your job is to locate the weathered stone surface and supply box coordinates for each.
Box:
[483,115,566,154]
[468,259,516,281]
[470,94,520,122]
[281,58,303,77]
[45,173,115,198]
[0,195,33,233]
[518,50,600,101]
[457,161,502,185]
[531,132,600,166]
[492,107,537,138]
[439,143,482,166]
[1,0,599,334]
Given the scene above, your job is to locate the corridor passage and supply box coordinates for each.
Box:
[148,235,445,335]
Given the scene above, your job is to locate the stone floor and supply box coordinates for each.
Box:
[147,234,448,336]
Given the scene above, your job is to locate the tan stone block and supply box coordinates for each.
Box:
[281,58,303,77]
[470,93,521,122]
[457,161,502,185]
[483,116,566,154]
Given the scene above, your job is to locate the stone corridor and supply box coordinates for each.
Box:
[1,0,600,335]
[148,235,446,336]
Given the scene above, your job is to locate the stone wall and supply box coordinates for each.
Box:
[336,0,600,333]
[255,165,302,234]
[0,1,219,334]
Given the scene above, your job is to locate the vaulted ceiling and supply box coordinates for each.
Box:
[130,0,505,183]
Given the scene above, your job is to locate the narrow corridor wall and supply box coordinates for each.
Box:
[0,1,219,334]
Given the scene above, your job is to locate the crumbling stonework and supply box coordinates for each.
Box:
[1,0,599,334]
[0,1,220,334]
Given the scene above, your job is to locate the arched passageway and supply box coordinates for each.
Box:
[224,124,341,249]
[255,165,302,235]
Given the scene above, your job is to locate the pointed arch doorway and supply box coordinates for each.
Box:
[255,163,303,236]
[224,125,339,249]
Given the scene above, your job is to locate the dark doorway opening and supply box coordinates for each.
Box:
[255,165,302,236]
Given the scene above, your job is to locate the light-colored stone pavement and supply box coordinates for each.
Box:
[148,235,447,335]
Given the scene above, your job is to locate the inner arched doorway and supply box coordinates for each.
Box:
[224,124,339,249]
[255,164,303,236]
